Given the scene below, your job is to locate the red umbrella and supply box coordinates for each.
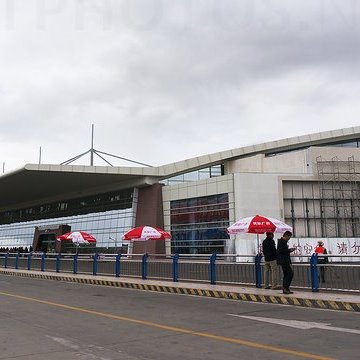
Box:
[122,226,171,241]
[57,231,97,244]
[227,215,292,254]
[227,215,292,235]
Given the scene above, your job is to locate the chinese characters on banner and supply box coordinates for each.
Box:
[242,236,360,262]
[285,238,360,262]
[351,242,360,255]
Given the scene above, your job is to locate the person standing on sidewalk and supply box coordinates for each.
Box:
[314,240,328,283]
[262,232,281,289]
[276,231,295,294]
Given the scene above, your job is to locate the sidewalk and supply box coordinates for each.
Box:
[1,268,359,312]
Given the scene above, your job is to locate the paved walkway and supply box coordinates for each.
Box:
[1,268,359,312]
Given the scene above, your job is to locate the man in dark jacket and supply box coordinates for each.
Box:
[262,232,281,289]
[276,231,295,294]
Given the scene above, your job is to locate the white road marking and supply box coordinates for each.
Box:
[228,314,360,335]
[46,335,112,359]
[46,335,80,351]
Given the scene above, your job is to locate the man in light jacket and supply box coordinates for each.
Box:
[262,232,281,289]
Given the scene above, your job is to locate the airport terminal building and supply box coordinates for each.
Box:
[1,126,360,259]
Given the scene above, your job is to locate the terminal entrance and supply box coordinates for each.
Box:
[36,233,57,252]
[33,224,71,253]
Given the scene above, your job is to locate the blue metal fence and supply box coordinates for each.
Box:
[0,252,359,292]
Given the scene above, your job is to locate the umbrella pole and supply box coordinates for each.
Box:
[257,234,259,255]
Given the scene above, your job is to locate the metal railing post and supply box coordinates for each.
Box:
[255,254,263,288]
[15,252,19,269]
[92,254,98,276]
[73,254,78,274]
[27,252,32,270]
[142,253,148,280]
[310,254,319,292]
[210,253,217,285]
[56,253,61,273]
[115,254,121,277]
[41,252,46,272]
[4,252,9,268]
[172,253,179,282]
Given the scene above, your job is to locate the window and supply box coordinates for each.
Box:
[170,194,230,254]
[161,165,224,185]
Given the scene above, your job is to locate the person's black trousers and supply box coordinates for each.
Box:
[280,263,294,289]
[318,259,326,282]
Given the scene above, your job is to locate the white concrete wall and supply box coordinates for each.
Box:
[309,146,360,162]
[226,150,310,175]
[226,146,360,178]
[231,173,284,257]
[233,173,282,218]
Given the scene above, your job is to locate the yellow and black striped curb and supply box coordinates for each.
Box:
[1,269,359,312]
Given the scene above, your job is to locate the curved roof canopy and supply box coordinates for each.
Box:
[1,126,359,211]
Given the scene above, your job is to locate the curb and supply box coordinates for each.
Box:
[1,269,359,312]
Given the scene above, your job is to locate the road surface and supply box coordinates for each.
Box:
[0,275,359,359]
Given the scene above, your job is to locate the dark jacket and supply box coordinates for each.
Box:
[262,237,277,261]
[276,238,294,265]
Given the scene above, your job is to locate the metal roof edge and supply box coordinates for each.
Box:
[23,163,160,177]
[4,126,360,180]
[0,165,28,179]
[155,125,360,176]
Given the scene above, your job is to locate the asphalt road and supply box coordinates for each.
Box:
[0,274,359,360]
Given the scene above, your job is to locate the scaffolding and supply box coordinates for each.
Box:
[316,156,360,237]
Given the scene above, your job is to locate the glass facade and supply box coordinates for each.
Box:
[0,208,135,250]
[0,189,133,225]
[161,165,224,185]
[329,139,360,148]
[170,194,230,254]
[0,188,135,250]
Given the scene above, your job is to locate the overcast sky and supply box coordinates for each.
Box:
[0,0,359,172]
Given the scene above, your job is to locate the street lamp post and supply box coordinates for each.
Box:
[109,236,118,254]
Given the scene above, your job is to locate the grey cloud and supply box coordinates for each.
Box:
[0,0,360,170]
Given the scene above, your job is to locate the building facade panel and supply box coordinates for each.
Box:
[283,180,360,239]
[162,175,234,254]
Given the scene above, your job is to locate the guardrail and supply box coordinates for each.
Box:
[0,252,359,293]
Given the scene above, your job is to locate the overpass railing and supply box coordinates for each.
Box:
[0,252,359,293]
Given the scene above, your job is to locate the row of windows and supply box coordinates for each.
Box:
[161,165,224,185]
[171,240,225,254]
[329,139,360,148]
[171,210,229,225]
[170,194,230,254]
[266,138,360,157]
[171,220,230,230]
[284,181,360,237]
[171,193,229,210]
[171,228,229,241]
[0,189,134,225]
